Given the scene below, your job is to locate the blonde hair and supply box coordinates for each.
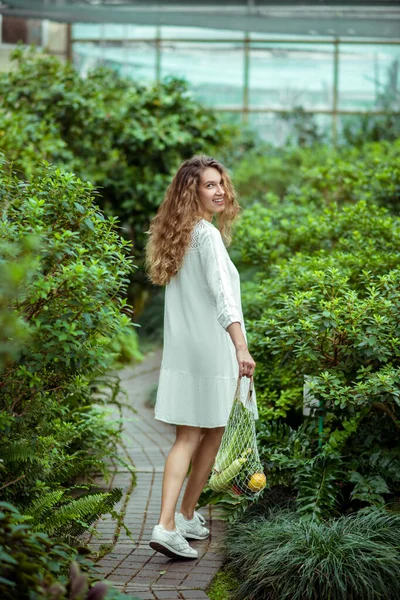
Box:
[145,155,240,286]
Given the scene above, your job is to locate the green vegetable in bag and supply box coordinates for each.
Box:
[215,401,254,472]
[209,449,251,492]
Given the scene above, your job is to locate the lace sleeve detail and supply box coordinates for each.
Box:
[198,224,242,331]
[188,219,207,251]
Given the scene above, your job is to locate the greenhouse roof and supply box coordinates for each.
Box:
[1,1,400,39]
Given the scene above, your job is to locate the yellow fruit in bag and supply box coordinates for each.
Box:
[248,472,266,492]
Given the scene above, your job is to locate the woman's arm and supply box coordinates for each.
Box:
[199,227,256,378]
[227,322,256,378]
[198,226,242,330]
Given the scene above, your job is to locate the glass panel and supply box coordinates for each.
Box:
[247,112,332,145]
[124,25,157,40]
[73,42,156,82]
[72,24,103,40]
[338,43,400,111]
[160,41,244,108]
[160,26,244,40]
[72,23,156,40]
[249,33,333,42]
[249,42,334,110]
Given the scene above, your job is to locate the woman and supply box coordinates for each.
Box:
[145,155,257,559]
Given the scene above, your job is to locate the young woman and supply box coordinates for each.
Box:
[145,155,257,559]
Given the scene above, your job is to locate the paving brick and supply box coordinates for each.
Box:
[190,567,218,575]
[112,567,140,576]
[118,560,147,570]
[132,578,153,586]
[96,559,118,567]
[147,556,171,565]
[180,592,209,599]
[105,573,130,583]
[182,575,213,585]
[157,572,184,580]
[85,351,226,598]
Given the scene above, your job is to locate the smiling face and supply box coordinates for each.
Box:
[198,167,225,222]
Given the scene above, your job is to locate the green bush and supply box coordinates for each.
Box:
[0,502,134,600]
[293,138,400,212]
[0,159,135,535]
[232,145,324,207]
[231,137,400,220]
[227,139,400,519]
[247,205,400,515]
[224,508,400,600]
[0,47,232,271]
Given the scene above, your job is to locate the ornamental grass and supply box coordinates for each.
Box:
[224,508,400,600]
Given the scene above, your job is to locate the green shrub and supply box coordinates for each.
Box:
[0,501,134,600]
[231,138,400,219]
[228,139,400,518]
[294,138,400,212]
[232,145,323,207]
[224,508,400,600]
[341,112,400,147]
[278,106,327,147]
[0,159,134,534]
[0,47,232,263]
[107,326,143,367]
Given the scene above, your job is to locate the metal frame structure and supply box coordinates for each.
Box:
[1,1,400,39]
[72,32,400,143]
[1,1,399,142]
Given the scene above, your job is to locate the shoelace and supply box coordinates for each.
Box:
[175,528,191,548]
[194,510,206,524]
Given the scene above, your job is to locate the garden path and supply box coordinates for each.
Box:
[89,349,225,600]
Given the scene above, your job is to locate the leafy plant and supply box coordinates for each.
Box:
[0,47,234,312]
[0,158,135,537]
[341,58,400,146]
[227,138,400,518]
[224,508,400,600]
[0,501,135,600]
[278,106,327,147]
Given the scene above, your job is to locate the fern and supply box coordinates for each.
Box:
[43,457,105,484]
[0,441,41,464]
[257,420,295,450]
[24,490,65,522]
[38,488,123,537]
[295,454,345,521]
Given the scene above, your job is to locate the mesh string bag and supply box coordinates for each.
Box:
[208,376,266,498]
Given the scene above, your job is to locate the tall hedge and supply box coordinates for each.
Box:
[0,158,134,538]
[231,139,400,518]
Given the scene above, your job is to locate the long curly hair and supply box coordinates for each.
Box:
[145,155,240,286]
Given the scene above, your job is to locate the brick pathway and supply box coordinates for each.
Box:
[89,349,225,600]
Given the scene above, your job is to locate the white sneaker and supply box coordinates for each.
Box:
[194,510,206,525]
[175,511,210,540]
[149,524,198,559]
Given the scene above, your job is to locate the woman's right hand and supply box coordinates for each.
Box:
[236,347,256,378]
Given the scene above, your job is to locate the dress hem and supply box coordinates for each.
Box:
[154,414,227,428]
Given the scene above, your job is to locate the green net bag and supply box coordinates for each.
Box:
[208,377,266,498]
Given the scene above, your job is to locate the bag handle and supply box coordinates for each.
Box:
[235,375,254,404]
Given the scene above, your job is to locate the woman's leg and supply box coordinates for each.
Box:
[158,425,202,530]
[179,426,225,519]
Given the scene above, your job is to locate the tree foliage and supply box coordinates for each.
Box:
[0,47,231,261]
[230,138,400,518]
[0,159,135,537]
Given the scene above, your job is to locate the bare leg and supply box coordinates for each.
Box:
[179,427,225,520]
[158,425,201,530]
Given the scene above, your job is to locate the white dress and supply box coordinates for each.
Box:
[154,218,258,428]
